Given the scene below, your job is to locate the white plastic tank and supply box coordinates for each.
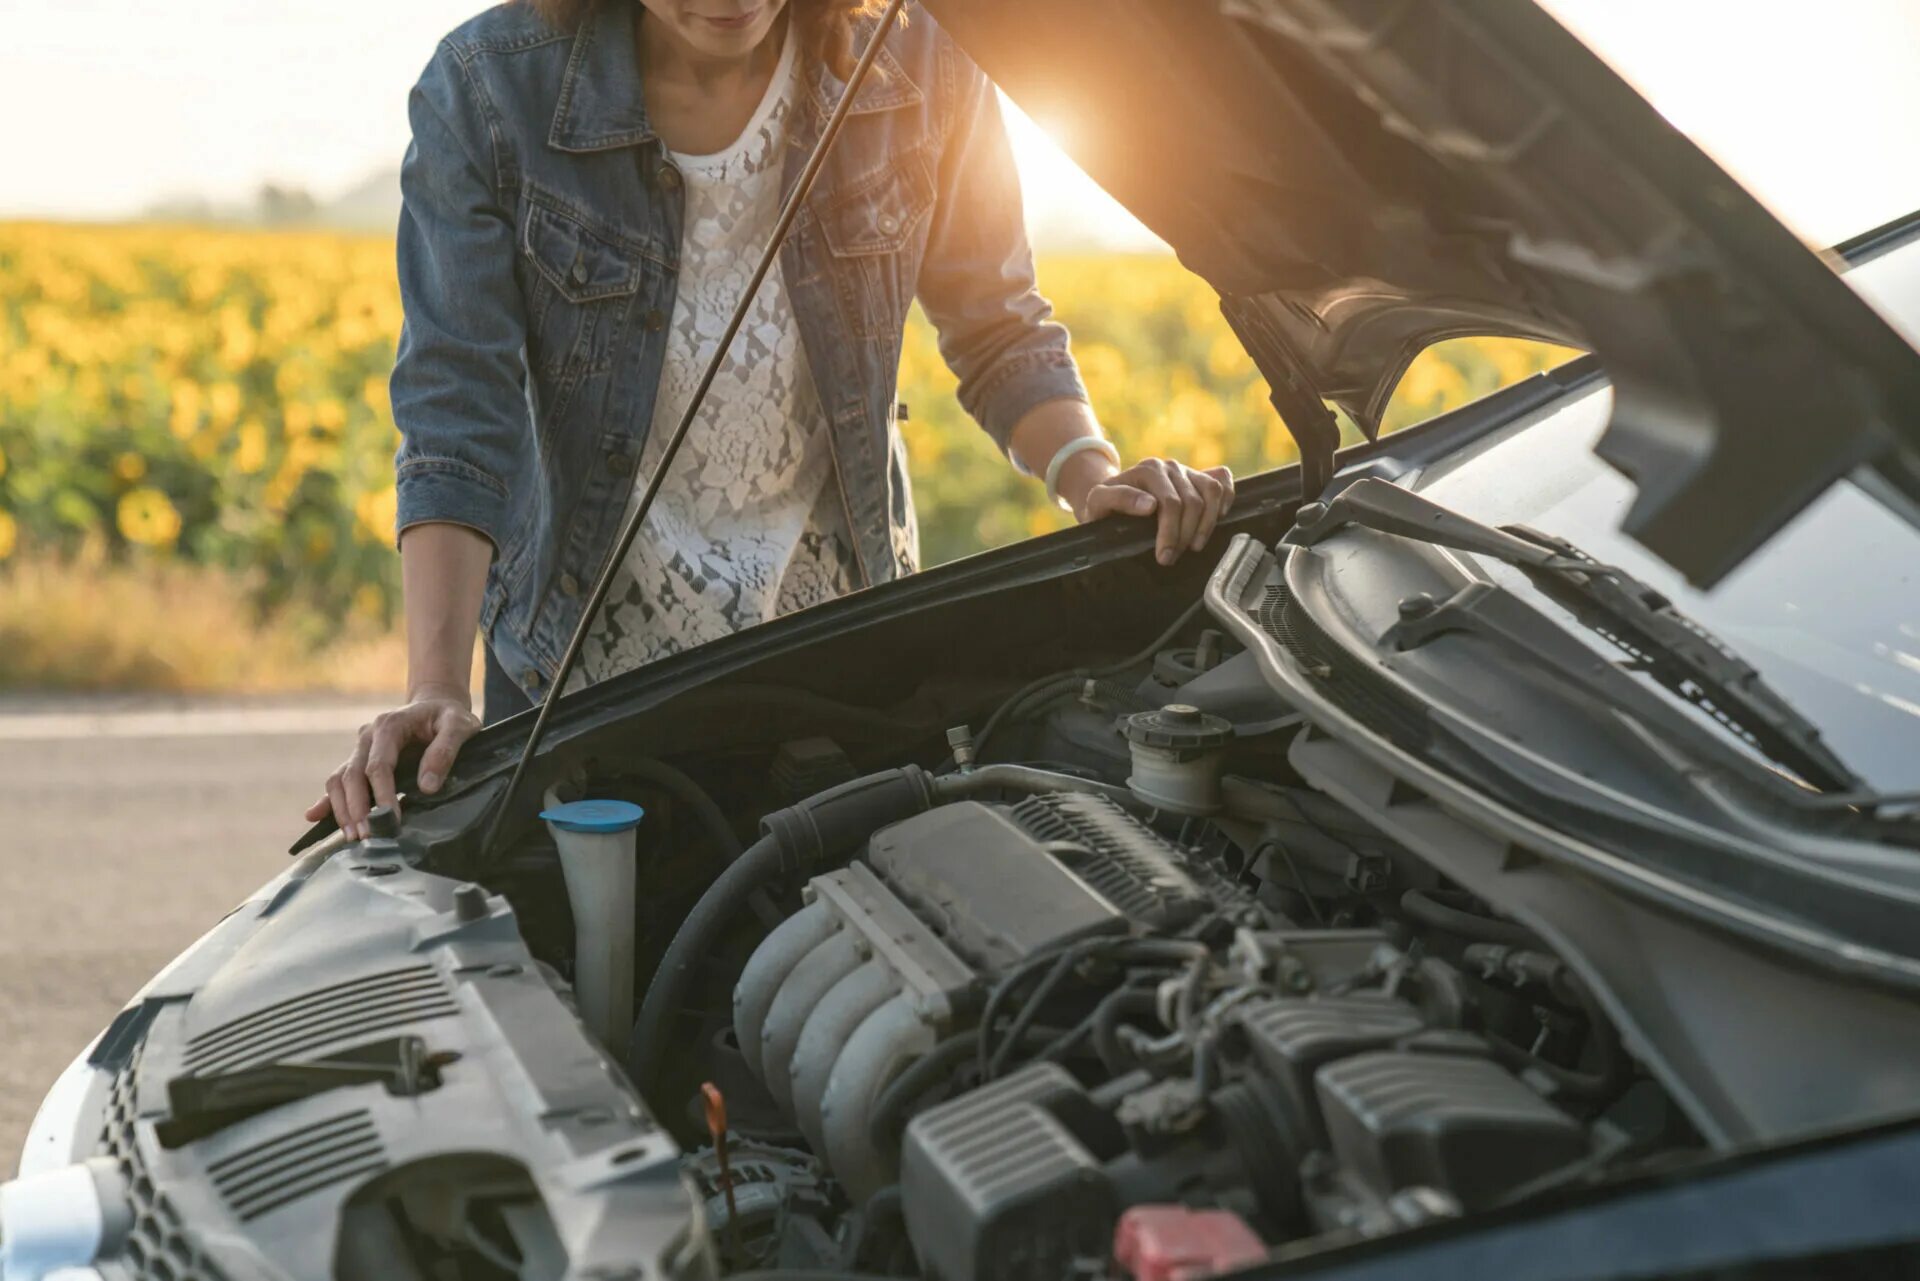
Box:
[540,797,645,1050]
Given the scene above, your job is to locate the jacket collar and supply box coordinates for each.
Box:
[550,1,653,152]
[550,4,920,153]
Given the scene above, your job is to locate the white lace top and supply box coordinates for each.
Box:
[575,25,859,690]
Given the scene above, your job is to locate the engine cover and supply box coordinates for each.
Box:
[867,800,1132,968]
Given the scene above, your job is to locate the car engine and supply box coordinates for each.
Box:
[614,622,1683,1279]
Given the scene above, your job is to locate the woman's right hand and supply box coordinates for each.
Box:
[305,684,481,840]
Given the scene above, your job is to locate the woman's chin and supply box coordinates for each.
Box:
[686,10,775,55]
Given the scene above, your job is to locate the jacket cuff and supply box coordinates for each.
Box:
[973,352,1090,455]
[394,457,508,552]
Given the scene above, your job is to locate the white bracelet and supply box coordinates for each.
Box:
[1043,436,1121,510]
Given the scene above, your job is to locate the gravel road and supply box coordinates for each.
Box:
[0,699,385,1172]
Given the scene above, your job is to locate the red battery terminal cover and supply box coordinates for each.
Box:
[1113,1205,1267,1281]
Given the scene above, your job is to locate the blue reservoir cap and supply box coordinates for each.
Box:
[540,799,645,834]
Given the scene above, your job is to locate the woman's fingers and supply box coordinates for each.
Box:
[1079,482,1156,523]
[362,714,411,815]
[1073,457,1238,564]
[304,795,331,822]
[417,704,481,794]
[325,771,351,839]
[1168,464,1207,555]
[1128,461,1184,564]
[341,729,376,840]
[1191,465,1235,550]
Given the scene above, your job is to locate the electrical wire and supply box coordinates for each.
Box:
[971,598,1207,760]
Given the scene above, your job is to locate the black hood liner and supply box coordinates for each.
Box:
[924,0,1920,586]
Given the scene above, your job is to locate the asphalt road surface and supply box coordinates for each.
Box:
[0,698,385,1173]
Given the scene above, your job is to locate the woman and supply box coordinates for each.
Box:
[311,0,1235,838]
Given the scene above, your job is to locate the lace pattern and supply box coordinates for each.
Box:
[575,26,858,690]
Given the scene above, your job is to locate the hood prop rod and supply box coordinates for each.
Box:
[477,0,908,861]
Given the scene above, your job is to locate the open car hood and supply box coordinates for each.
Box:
[922,0,1920,587]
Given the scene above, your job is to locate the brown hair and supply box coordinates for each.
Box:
[521,0,890,82]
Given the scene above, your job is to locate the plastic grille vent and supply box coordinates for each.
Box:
[1255,582,1426,748]
[1008,793,1209,930]
[184,963,458,1074]
[1239,995,1427,1065]
[1254,582,1301,651]
[209,1109,386,1221]
[99,1045,230,1281]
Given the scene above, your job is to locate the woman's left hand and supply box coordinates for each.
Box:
[1072,457,1236,565]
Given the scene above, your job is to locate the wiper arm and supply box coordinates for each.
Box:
[1291,478,1865,796]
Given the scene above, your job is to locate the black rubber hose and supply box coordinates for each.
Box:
[1093,988,1161,1074]
[1472,954,1629,1100]
[630,766,935,1104]
[1400,888,1539,947]
[614,755,745,862]
[869,1024,1065,1153]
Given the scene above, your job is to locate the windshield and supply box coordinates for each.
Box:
[1411,237,1920,795]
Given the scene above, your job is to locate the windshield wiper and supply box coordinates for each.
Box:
[1290,478,1865,797]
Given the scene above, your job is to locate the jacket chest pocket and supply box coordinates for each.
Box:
[817,149,936,340]
[518,189,645,382]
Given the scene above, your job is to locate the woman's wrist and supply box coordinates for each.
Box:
[407,678,471,707]
[1053,445,1121,518]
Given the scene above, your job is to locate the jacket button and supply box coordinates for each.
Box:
[657,165,681,191]
[571,256,590,286]
[877,212,899,235]
[606,451,634,476]
[522,667,544,691]
[559,572,581,597]
[644,308,666,331]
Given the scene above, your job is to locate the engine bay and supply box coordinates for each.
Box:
[501,597,1700,1280]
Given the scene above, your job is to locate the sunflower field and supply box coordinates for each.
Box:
[0,220,1574,648]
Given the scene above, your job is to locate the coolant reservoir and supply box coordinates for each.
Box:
[1122,704,1232,815]
[540,798,644,1049]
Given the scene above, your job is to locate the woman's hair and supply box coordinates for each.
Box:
[521,0,890,81]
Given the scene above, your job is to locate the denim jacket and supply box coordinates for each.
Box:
[391,2,1087,702]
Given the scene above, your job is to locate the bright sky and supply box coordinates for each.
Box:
[2,1,1917,250]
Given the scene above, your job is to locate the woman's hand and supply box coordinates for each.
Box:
[1068,455,1237,565]
[304,685,480,839]
[1006,403,1237,566]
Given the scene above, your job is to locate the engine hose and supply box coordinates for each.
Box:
[1093,988,1163,1074]
[986,946,1094,1079]
[1483,963,1630,1100]
[972,599,1207,758]
[975,938,1201,1083]
[608,754,744,862]
[1400,888,1539,947]
[868,1025,1066,1153]
[630,766,935,1104]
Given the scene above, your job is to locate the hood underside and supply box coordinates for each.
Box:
[923,0,1920,587]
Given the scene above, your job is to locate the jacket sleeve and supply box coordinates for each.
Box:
[389,42,525,552]
[914,39,1088,458]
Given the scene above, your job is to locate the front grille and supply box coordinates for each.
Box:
[184,964,458,1074]
[100,1047,229,1281]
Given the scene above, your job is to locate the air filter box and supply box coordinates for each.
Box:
[900,1063,1117,1281]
